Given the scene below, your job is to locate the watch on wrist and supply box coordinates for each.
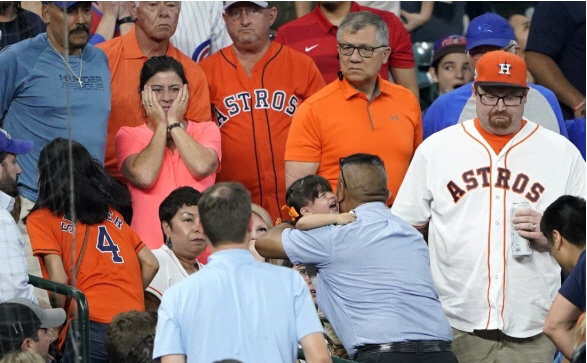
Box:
[167,123,183,132]
[117,16,135,25]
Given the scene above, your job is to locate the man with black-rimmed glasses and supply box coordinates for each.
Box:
[285,11,422,209]
[392,51,586,363]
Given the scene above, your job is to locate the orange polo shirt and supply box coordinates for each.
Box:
[285,76,422,204]
[97,27,212,180]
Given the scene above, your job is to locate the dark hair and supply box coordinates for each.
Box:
[285,175,333,221]
[540,195,586,248]
[340,153,388,203]
[198,182,251,247]
[139,56,188,92]
[105,311,158,363]
[0,152,7,164]
[126,335,156,363]
[29,138,128,225]
[159,186,202,243]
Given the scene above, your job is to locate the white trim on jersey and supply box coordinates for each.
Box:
[392,118,586,338]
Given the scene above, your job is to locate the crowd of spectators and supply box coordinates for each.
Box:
[0,1,585,363]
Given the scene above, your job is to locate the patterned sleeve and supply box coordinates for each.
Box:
[0,210,37,303]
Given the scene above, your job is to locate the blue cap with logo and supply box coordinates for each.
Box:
[465,13,515,52]
[0,129,32,155]
[41,1,80,9]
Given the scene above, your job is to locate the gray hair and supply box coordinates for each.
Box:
[336,11,389,47]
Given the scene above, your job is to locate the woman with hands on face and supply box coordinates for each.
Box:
[115,56,221,259]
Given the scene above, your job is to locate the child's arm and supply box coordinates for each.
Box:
[296,213,356,231]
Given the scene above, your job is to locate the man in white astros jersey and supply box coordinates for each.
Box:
[391,50,586,363]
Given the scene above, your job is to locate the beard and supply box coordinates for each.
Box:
[0,171,18,198]
[487,110,514,130]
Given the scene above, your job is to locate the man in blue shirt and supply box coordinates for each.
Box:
[423,13,568,141]
[542,195,586,360]
[153,182,330,363]
[0,1,110,295]
[257,154,455,363]
[0,1,110,203]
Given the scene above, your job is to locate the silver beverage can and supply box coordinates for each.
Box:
[511,202,532,256]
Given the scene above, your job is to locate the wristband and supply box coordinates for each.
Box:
[117,16,135,25]
[167,123,183,132]
[572,99,586,112]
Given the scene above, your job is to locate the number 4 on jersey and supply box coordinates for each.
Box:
[96,226,124,263]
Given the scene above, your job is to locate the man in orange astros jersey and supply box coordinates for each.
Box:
[199,1,325,223]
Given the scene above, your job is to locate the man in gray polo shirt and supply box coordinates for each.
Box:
[257,153,455,363]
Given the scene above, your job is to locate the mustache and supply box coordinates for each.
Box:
[69,25,90,35]
[488,110,511,118]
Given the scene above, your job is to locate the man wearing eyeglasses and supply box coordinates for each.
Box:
[285,11,421,207]
[199,1,325,224]
[391,51,586,363]
[423,13,568,142]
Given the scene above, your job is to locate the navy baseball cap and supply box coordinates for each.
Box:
[0,129,32,155]
[41,1,80,9]
[465,13,515,52]
[432,35,467,64]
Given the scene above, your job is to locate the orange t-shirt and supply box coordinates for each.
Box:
[97,27,212,180]
[285,76,422,204]
[474,118,528,154]
[27,208,146,323]
[199,42,325,221]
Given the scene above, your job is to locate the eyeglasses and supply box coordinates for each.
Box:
[225,6,264,19]
[338,43,388,58]
[477,93,525,106]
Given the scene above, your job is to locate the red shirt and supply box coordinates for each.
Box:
[275,2,415,83]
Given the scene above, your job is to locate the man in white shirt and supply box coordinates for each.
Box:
[392,51,586,363]
[0,129,36,304]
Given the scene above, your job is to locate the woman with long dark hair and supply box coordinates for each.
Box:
[26,138,159,363]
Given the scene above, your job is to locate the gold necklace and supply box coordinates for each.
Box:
[48,38,83,88]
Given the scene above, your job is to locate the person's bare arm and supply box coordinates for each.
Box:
[525,51,586,118]
[255,223,292,259]
[137,247,159,289]
[43,254,68,309]
[92,1,119,42]
[390,67,420,102]
[300,332,332,363]
[161,355,186,363]
[296,213,356,231]
[117,1,135,35]
[169,85,219,179]
[144,291,161,312]
[543,293,583,359]
[285,161,319,189]
[120,86,167,188]
[400,1,434,32]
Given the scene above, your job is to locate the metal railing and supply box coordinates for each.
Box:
[28,275,90,363]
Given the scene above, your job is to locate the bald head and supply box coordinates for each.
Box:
[338,154,389,209]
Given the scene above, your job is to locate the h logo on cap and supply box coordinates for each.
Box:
[498,61,512,75]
